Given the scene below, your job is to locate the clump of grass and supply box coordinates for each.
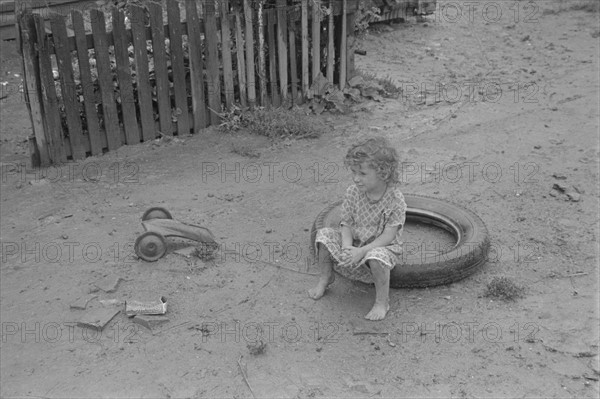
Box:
[355,70,402,98]
[484,277,526,301]
[218,105,325,140]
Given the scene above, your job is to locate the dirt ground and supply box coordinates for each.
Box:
[1,0,599,397]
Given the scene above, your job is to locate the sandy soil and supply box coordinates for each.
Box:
[1,1,599,397]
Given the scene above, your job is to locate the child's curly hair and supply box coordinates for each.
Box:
[344,137,400,183]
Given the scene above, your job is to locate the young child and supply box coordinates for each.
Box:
[308,137,406,321]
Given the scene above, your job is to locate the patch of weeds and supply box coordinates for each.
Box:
[355,69,402,98]
[218,105,325,140]
[355,0,382,36]
[484,277,526,301]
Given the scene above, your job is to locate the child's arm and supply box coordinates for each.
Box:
[359,224,400,253]
[340,224,400,267]
[341,224,353,248]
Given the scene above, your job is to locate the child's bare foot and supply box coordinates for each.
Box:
[308,275,335,300]
[365,302,389,321]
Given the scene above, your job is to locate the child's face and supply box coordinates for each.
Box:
[350,162,386,194]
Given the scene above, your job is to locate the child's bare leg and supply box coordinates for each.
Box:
[308,244,335,300]
[365,260,390,321]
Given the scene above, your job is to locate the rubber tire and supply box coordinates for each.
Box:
[142,207,173,221]
[135,231,168,262]
[311,194,490,288]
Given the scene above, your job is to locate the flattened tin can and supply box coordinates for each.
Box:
[125,296,167,317]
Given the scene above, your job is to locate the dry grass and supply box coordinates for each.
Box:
[217,105,326,140]
[484,277,526,301]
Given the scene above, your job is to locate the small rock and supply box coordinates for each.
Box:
[61,234,69,239]
[553,183,568,192]
[521,35,530,42]
[552,173,567,180]
[132,315,170,331]
[29,179,49,186]
[533,144,541,149]
[566,191,581,202]
[266,229,272,234]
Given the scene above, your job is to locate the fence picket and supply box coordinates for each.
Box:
[267,9,279,107]
[19,12,49,165]
[50,15,87,159]
[90,9,121,151]
[220,0,234,109]
[276,0,288,101]
[166,0,190,135]
[204,1,221,124]
[257,3,267,106]
[301,0,308,98]
[243,0,256,107]
[312,0,321,82]
[130,5,155,141]
[327,1,334,84]
[148,2,173,135]
[288,19,298,104]
[34,14,67,162]
[112,8,140,145]
[71,10,103,155]
[234,11,247,107]
[185,0,207,129]
[340,0,347,89]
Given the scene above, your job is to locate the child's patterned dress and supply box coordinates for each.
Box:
[315,184,406,284]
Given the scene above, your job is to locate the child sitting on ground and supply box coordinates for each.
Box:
[308,137,406,321]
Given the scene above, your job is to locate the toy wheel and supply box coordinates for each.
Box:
[142,207,173,221]
[135,232,167,261]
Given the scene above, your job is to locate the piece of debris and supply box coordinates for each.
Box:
[350,320,390,335]
[77,308,120,331]
[565,190,581,202]
[93,276,122,293]
[69,295,97,310]
[247,339,267,355]
[132,315,170,331]
[125,297,167,317]
[174,246,198,258]
[348,75,365,88]
[99,299,123,307]
[354,49,367,55]
[552,173,567,180]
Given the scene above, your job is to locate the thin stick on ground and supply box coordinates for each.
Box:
[237,355,256,399]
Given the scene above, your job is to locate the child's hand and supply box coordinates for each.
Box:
[339,246,365,268]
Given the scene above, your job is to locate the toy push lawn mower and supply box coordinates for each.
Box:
[134,207,217,261]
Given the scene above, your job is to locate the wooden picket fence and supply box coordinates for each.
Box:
[17,0,357,166]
